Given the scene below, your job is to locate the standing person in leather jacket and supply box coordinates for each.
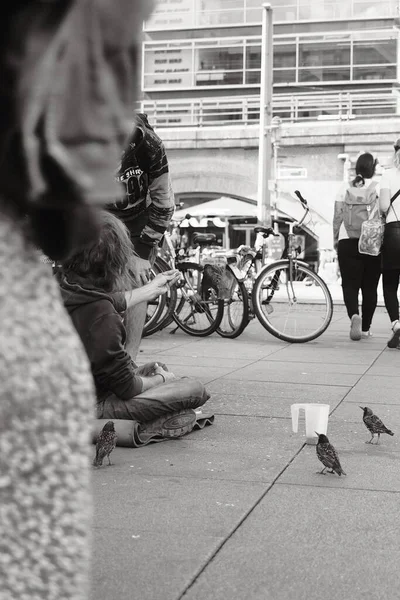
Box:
[108,113,176,358]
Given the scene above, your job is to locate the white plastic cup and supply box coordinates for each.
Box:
[291,403,330,445]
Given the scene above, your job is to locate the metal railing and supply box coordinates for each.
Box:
[140,88,399,127]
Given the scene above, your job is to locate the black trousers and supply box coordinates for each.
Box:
[382,268,400,322]
[337,239,381,331]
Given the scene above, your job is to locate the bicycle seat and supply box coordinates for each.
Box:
[193,233,216,245]
[254,226,275,237]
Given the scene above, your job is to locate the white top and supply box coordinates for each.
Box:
[379,167,400,223]
[335,178,379,241]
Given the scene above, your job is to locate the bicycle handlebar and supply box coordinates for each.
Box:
[294,190,307,206]
[293,190,309,228]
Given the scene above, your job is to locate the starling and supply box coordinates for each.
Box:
[93,421,117,467]
[360,406,394,444]
[315,432,346,476]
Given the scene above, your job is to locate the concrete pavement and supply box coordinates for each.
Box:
[91,304,400,600]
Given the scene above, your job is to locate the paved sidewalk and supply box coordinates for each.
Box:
[91,305,400,600]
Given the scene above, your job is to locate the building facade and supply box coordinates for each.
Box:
[141,1,400,252]
[142,0,399,125]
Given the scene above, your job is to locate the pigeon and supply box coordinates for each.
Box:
[360,406,394,444]
[93,421,117,467]
[315,432,346,476]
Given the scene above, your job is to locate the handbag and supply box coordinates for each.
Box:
[359,188,400,256]
[358,202,385,256]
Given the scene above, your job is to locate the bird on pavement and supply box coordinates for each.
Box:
[315,432,346,476]
[93,421,117,467]
[359,406,394,445]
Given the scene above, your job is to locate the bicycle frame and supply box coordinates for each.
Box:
[260,190,311,304]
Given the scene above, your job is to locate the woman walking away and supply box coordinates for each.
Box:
[379,139,400,348]
[333,152,381,340]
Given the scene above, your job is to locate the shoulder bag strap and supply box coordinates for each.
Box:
[388,189,400,221]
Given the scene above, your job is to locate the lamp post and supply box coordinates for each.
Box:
[257,3,273,226]
[271,115,282,226]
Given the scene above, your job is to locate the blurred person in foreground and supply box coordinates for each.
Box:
[58,211,210,445]
[0,1,155,598]
[107,113,175,359]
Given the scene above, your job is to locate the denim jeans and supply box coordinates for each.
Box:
[96,377,209,422]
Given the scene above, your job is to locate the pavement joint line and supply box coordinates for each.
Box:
[275,481,400,494]
[345,400,400,406]
[218,378,364,387]
[211,413,293,419]
[178,442,306,600]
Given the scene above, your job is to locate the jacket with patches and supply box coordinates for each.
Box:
[108,113,175,260]
[59,275,143,400]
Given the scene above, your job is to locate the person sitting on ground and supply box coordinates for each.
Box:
[58,211,210,445]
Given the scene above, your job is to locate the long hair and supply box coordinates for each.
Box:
[351,152,377,187]
[61,211,139,292]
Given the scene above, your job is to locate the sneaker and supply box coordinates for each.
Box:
[387,321,400,348]
[361,331,373,338]
[139,409,197,440]
[350,314,362,341]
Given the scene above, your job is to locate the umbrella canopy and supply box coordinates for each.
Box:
[174,197,257,219]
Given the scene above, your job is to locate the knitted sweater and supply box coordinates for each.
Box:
[0,209,95,600]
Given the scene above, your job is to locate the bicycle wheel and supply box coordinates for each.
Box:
[252,260,333,343]
[217,278,250,339]
[142,257,178,337]
[172,262,224,337]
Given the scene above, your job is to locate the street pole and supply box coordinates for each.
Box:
[257,3,273,226]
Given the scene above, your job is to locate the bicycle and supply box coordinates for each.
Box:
[143,220,225,338]
[219,190,334,343]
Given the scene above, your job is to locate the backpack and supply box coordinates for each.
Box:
[343,181,379,238]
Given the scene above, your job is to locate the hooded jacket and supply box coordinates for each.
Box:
[108,113,175,260]
[59,274,143,401]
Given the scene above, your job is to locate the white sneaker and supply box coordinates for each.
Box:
[350,314,362,341]
[387,321,400,349]
[361,331,372,338]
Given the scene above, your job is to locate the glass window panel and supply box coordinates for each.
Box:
[274,44,296,68]
[353,40,396,65]
[298,0,353,20]
[245,45,261,69]
[198,0,244,26]
[353,65,396,80]
[299,41,350,67]
[245,70,261,84]
[273,3,299,22]
[273,69,296,84]
[298,67,351,82]
[197,47,243,71]
[352,0,397,17]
